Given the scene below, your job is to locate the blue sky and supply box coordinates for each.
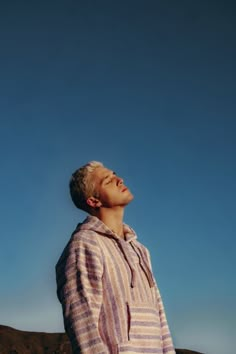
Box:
[0,1,235,353]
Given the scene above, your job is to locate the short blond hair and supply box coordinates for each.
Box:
[69,161,103,212]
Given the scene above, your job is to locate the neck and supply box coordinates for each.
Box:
[94,207,125,238]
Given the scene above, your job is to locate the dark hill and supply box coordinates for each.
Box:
[0,325,204,354]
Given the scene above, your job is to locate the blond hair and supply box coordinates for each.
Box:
[69,161,103,212]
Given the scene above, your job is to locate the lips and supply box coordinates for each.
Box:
[121,187,128,192]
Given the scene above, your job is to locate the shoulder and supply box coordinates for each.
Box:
[72,227,100,247]
[133,239,152,263]
[56,228,102,271]
[135,238,150,252]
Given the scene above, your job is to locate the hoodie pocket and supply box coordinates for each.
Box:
[117,302,162,353]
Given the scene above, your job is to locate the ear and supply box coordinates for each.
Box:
[86,196,102,209]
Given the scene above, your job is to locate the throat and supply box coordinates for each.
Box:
[98,212,125,239]
[111,228,124,239]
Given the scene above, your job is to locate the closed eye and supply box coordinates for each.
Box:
[103,172,116,185]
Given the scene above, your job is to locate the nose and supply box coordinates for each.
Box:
[117,176,123,185]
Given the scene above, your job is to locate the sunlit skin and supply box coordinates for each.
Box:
[86,166,134,238]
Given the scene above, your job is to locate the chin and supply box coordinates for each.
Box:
[128,194,134,202]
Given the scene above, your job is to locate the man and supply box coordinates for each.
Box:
[56,161,175,354]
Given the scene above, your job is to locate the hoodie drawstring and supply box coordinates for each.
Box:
[130,242,155,288]
[117,239,137,287]
[117,239,155,288]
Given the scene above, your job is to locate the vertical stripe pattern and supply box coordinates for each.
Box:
[56,216,175,354]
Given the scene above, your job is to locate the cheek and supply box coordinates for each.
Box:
[99,190,112,202]
[100,190,118,206]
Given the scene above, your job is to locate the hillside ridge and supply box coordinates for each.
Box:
[0,324,204,354]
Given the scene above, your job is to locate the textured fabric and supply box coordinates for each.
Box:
[56,216,175,354]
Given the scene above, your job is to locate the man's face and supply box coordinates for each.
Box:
[90,166,134,209]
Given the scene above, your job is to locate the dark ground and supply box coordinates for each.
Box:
[0,325,204,354]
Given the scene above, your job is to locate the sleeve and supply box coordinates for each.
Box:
[56,235,108,354]
[145,247,176,354]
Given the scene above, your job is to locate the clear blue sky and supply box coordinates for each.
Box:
[0,1,235,354]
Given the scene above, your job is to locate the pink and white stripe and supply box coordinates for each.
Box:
[56,216,175,354]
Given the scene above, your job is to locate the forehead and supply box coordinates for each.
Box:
[91,166,113,181]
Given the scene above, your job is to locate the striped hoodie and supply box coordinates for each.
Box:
[56,216,175,354]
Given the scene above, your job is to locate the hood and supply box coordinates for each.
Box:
[77,215,137,242]
[75,216,155,288]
